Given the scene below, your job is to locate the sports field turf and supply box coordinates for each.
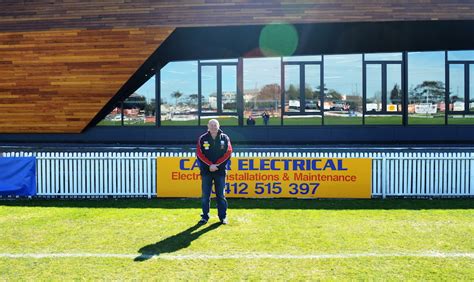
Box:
[0,198,473,280]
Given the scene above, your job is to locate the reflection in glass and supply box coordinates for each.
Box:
[97,103,122,126]
[470,65,474,111]
[201,66,218,113]
[364,52,402,61]
[408,52,445,125]
[222,66,237,113]
[124,76,155,126]
[283,115,321,125]
[448,64,474,124]
[366,64,382,112]
[448,115,474,124]
[448,51,474,61]
[304,64,321,113]
[449,64,465,112]
[160,61,198,126]
[284,65,300,113]
[365,63,402,125]
[200,116,238,126]
[200,59,238,63]
[243,58,281,126]
[324,54,362,125]
[387,64,403,111]
[283,55,322,62]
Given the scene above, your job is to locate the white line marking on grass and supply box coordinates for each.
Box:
[0,252,473,260]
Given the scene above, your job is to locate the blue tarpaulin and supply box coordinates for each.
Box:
[0,157,36,196]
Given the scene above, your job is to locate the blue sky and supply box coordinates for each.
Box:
[135,51,474,104]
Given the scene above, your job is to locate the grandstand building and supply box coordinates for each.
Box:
[2,1,474,144]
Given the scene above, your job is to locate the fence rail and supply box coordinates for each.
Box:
[1,151,473,198]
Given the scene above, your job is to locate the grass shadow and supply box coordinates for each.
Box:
[134,222,221,262]
[0,198,473,210]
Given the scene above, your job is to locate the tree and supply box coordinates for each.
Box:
[188,94,198,106]
[305,84,327,101]
[285,84,299,100]
[144,99,156,116]
[171,91,183,105]
[260,84,281,100]
[325,89,343,101]
[123,93,146,110]
[259,83,281,110]
[411,81,445,104]
[390,83,402,104]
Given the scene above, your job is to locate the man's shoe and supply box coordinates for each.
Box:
[198,218,208,225]
[220,218,228,225]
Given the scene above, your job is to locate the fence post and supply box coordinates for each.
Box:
[147,153,152,199]
[382,154,387,199]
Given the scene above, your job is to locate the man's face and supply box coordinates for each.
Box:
[208,120,219,135]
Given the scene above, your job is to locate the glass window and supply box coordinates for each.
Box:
[283,55,322,62]
[448,51,474,61]
[200,59,238,63]
[284,64,300,113]
[408,52,446,125]
[123,76,155,126]
[97,103,122,126]
[471,65,474,111]
[243,57,281,126]
[387,64,403,110]
[160,61,198,126]
[324,54,363,125]
[364,63,402,125]
[282,64,322,126]
[304,64,321,113]
[364,52,402,61]
[201,65,218,114]
[366,64,382,112]
[449,64,465,111]
[200,116,238,126]
[222,65,237,113]
[448,64,474,124]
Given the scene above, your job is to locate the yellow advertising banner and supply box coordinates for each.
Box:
[157,157,372,198]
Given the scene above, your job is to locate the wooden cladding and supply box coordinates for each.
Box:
[0,27,173,133]
[1,1,474,32]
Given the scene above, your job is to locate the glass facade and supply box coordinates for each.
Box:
[98,49,474,127]
[324,54,362,125]
[98,102,122,126]
[243,57,281,126]
[123,75,155,126]
[161,61,198,126]
[447,52,474,124]
[364,53,403,125]
[408,51,445,125]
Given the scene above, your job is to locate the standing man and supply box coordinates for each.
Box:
[196,119,232,225]
[261,111,270,126]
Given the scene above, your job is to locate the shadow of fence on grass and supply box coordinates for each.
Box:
[1,198,473,210]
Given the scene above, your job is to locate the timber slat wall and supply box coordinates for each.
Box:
[1,1,474,133]
[2,1,474,31]
[0,27,173,132]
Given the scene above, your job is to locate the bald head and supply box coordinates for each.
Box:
[208,119,220,136]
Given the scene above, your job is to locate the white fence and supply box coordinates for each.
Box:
[2,151,474,198]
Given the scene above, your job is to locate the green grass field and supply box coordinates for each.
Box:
[0,198,473,280]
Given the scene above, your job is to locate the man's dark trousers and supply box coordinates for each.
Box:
[201,173,227,221]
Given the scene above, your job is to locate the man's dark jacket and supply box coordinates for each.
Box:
[196,129,232,175]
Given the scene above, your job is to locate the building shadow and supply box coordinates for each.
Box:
[134,222,221,262]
